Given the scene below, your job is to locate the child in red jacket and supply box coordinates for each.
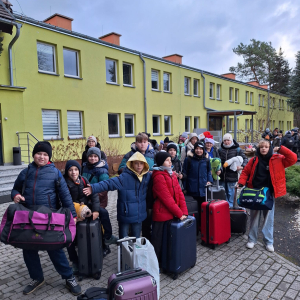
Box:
[151,152,188,262]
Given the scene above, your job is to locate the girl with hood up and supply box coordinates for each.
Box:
[180,133,199,164]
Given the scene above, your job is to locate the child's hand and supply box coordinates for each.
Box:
[180,215,187,221]
[92,212,99,220]
[216,170,221,176]
[206,182,212,185]
[83,185,92,196]
[73,218,77,224]
[183,190,187,195]
[14,194,25,203]
[178,173,183,179]
[236,166,243,171]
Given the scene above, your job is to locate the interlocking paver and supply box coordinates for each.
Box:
[1,192,300,299]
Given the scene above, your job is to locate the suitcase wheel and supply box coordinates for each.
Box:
[78,275,83,282]
[210,244,216,250]
[201,240,206,246]
[226,239,230,244]
[93,272,101,280]
[172,274,178,280]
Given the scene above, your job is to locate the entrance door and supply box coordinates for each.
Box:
[209,117,222,131]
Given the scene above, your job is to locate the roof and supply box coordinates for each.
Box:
[43,13,73,22]
[0,0,15,34]
[207,110,257,116]
[99,32,121,38]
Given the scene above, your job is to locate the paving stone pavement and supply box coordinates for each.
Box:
[1,191,300,299]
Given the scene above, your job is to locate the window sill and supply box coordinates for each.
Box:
[193,95,200,98]
[64,75,83,80]
[216,98,222,101]
[245,103,249,105]
[164,91,172,94]
[106,82,120,86]
[165,133,173,136]
[250,104,254,106]
[125,134,135,137]
[235,102,240,104]
[68,136,86,140]
[184,94,192,97]
[109,135,123,138]
[38,71,59,76]
[153,134,162,136]
[209,97,215,100]
[229,100,234,103]
[152,89,162,92]
[43,138,64,141]
[123,85,136,88]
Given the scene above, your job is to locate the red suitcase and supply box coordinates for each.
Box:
[201,185,231,249]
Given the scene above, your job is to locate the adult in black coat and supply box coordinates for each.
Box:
[281,131,294,150]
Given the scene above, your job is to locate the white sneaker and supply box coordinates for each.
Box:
[266,244,274,252]
[246,242,255,249]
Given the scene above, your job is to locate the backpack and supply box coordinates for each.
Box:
[146,177,156,209]
[285,137,295,149]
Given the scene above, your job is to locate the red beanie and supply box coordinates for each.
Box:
[203,131,213,139]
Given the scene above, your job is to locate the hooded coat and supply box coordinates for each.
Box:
[90,152,151,223]
[82,159,109,183]
[180,133,199,164]
[81,142,107,168]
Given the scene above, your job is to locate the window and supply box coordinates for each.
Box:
[194,117,200,129]
[153,115,160,135]
[209,83,214,98]
[123,63,133,86]
[106,59,117,83]
[125,114,134,136]
[282,100,284,110]
[235,89,239,103]
[184,77,190,95]
[108,113,120,137]
[151,70,159,90]
[216,84,221,100]
[185,117,191,133]
[250,119,253,131]
[37,42,56,74]
[164,116,171,134]
[245,91,249,104]
[229,118,233,131]
[229,87,233,102]
[67,111,82,137]
[279,99,281,109]
[273,97,275,108]
[262,95,265,107]
[194,79,199,96]
[250,92,253,105]
[258,94,261,106]
[163,72,170,92]
[42,110,60,139]
[63,48,79,77]
[273,120,275,130]
[245,119,248,132]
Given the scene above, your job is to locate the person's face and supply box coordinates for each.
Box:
[163,157,172,168]
[195,147,204,156]
[136,139,148,153]
[260,143,270,155]
[223,139,232,146]
[205,142,213,150]
[68,166,79,182]
[190,137,198,145]
[87,140,96,148]
[88,154,99,164]
[278,134,282,138]
[132,161,145,174]
[34,152,49,167]
[168,148,177,158]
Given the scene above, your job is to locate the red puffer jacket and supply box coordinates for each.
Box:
[152,170,188,222]
[238,146,297,198]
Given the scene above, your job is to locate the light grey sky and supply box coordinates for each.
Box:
[9,0,300,77]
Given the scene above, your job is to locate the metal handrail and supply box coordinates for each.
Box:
[16,132,39,164]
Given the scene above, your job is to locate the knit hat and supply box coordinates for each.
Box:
[292,128,298,133]
[181,132,188,139]
[32,141,52,160]
[203,131,213,139]
[87,147,101,160]
[164,137,170,143]
[65,160,81,174]
[167,142,178,152]
[87,135,97,144]
[155,151,171,167]
[223,133,233,142]
[194,141,205,150]
[198,133,205,140]
[205,138,215,145]
[188,132,199,142]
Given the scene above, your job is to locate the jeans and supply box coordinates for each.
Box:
[23,249,73,281]
[119,222,142,239]
[67,240,78,263]
[248,201,275,246]
[220,181,236,208]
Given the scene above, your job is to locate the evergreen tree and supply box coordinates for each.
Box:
[289,51,300,109]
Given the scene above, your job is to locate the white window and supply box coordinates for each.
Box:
[194,117,200,129]
[151,70,159,90]
[63,48,79,77]
[258,94,261,106]
[235,89,239,103]
[229,118,233,131]
[123,63,133,86]
[216,84,221,100]
[67,111,83,137]
[250,92,253,105]
[163,72,170,92]
[194,79,199,96]
[106,59,117,83]
[37,42,56,74]
[185,116,191,133]
[262,95,265,106]
[250,119,253,131]
[184,77,190,95]
[245,119,248,132]
[125,114,135,136]
[245,91,249,104]
[209,83,214,98]
[153,115,160,135]
[42,110,60,139]
[108,113,120,137]
[273,97,275,108]
[164,116,171,134]
[279,99,281,108]
[229,88,233,102]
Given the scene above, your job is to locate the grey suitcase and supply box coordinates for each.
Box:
[207,177,226,201]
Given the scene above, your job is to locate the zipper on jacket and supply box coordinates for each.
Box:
[32,168,39,205]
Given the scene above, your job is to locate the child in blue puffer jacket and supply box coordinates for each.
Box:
[83,151,151,239]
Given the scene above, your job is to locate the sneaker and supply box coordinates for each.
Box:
[72,262,79,275]
[66,276,81,296]
[103,245,111,258]
[23,279,45,295]
[105,234,119,245]
[266,244,274,252]
[246,242,255,249]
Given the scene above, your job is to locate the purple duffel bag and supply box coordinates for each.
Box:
[0,203,76,251]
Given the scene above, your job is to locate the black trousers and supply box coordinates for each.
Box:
[151,220,167,264]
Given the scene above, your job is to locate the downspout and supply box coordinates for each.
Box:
[139,53,147,132]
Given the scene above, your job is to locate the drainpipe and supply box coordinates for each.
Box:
[139,53,147,133]
[0,18,22,86]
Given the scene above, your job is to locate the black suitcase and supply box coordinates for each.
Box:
[77,217,103,281]
[207,177,226,201]
[230,187,247,234]
[185,196,199,231]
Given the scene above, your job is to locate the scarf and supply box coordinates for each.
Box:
[153,165,173,176]
[222,141,234,148]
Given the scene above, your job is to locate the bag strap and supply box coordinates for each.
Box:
[21,166,30,196]
[89,174,95,183]
[28,211,52,233]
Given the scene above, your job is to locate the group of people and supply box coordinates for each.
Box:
[10,129,297,296]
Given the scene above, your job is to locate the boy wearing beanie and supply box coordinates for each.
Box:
[151,152,188,263]
[167,143,183,180]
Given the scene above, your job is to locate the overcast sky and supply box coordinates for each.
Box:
[9,0,300,77]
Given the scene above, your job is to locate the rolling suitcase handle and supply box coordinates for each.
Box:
[117,237,137,273]
[205,183,213,202]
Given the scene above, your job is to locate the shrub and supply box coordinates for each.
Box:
[285,165,300,197]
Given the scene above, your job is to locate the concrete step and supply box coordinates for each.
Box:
[0,172,23,182]
[0,164,27,176]
[0,186,13,197]
[0,179,16,189]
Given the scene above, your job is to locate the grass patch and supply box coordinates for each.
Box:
[285,165,300,197]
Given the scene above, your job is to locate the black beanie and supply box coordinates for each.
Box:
[164,137,170,143]
[32,141,52,160]
[155,151,171,167]
[65,160,81,174]
[167,143,177,152]
[194,141,205,150]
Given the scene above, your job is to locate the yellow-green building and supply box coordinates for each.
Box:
[0,3,293,164]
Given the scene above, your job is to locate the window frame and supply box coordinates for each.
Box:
[163,72,170,92]
[42,109,61,140]
[152,115,161,136]
[37,42,57,74]
[235,89,239,103]
[262,95,265,107]
[245,91,249,104]
[67,110,83,138]
[229,118,233,131]
[216,84,221,100]
[185,116,191,133]
[151,69,159,91]
[108,113,120,137]
[193,79,199,96]
[194,117,200,129]
[209,83,214,99]
[184,77,191,95]
[250,92,253,105]
[258,94,261,106]
[124,114,135,137]
[63,48,80,78]
[229,87,233,102]
[123,63,133,86]
[164,115,172,135]
[106,58,118,84]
